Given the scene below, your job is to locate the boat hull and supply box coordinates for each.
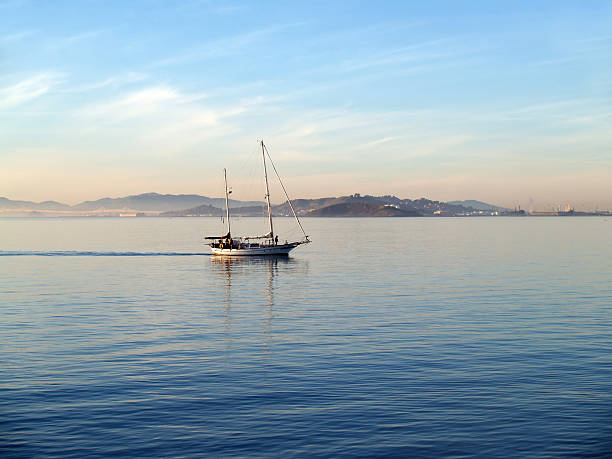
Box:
[210,242,301,256]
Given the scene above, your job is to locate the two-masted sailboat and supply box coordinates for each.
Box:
[205,141,310,256]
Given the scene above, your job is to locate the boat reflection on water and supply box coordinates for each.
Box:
[210,256,308,348]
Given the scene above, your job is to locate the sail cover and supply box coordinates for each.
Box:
[205,232,231,240]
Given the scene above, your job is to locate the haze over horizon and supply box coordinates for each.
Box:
[1,1,611,210]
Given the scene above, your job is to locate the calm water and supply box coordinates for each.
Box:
[1,217,611,457]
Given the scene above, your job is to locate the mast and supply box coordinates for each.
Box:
[224,168,231,237]
[261,140,274,239]
[262,142,309,242]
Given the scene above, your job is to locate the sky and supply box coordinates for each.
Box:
[1,0,611,210]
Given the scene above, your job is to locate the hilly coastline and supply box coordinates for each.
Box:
[307,202,420,217]
[448,200,509,212]
[72,192,264,212]
[0,193,263,217]
[0,197,71,211]
[162,194,490,217]
[0,192,518,217]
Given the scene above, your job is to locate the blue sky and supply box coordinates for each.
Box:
[1,0,611,209]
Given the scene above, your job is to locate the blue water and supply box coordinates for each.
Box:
[1,217,611,457]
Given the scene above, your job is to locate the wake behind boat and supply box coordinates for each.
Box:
[205,140,310,256]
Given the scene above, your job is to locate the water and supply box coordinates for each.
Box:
[1,217,611,457]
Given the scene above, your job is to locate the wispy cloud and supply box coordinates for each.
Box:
[339,38,458,72]
[0,73,64,110]
[55,29,104,45]
[489,98,612,128]
[76,84,264,154]
[304,20,429,49]
[0,0,27,9]
[41,29,106,52]
[81,86,186,120]
[64,72,148,93]
[504,99,592,115]
[363,136,402,148]
[149,22,305,68]
[532,56,578,67]
[177,0,250,15]
[0,29,37,43]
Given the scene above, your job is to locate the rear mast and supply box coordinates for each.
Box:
[224,168,231,237]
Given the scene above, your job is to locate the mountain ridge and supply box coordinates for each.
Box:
[0,193,509,217]
[447,200,510,211]
[0,193,264,212]
[163,194,488,217]
[0,197,71,210]
[72,192,264,211]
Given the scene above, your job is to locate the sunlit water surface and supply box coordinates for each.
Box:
[1,217,611,457]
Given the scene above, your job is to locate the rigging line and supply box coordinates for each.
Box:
[261,140,274,238]
[262,143,309,240]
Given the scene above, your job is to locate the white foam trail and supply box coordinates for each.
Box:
[0,251,210,256]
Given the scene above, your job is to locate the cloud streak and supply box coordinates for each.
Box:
[62,72,148,94]
[80,85,205,120]
[75,84,267,156]
[0,73,63,110]
[0,29,37,43]
[149,22,306,68]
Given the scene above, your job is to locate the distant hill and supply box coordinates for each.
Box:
[273,197,341,215]
[447,200,508,211]
[158,193,482,217]
[0,193,264,215]
[161,204,224,217]
[168,198,423,218]
[1,192,511,217]
[0,197,70,210]
[308,202,420,217]
[73,192,263,212]
[162,204,271,217]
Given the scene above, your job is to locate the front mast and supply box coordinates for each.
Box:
[261,140,274,241]
[224,168,231,237]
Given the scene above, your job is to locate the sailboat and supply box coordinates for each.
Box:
[205,140,311,256]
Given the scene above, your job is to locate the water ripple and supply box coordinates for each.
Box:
[1,217,611,457]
